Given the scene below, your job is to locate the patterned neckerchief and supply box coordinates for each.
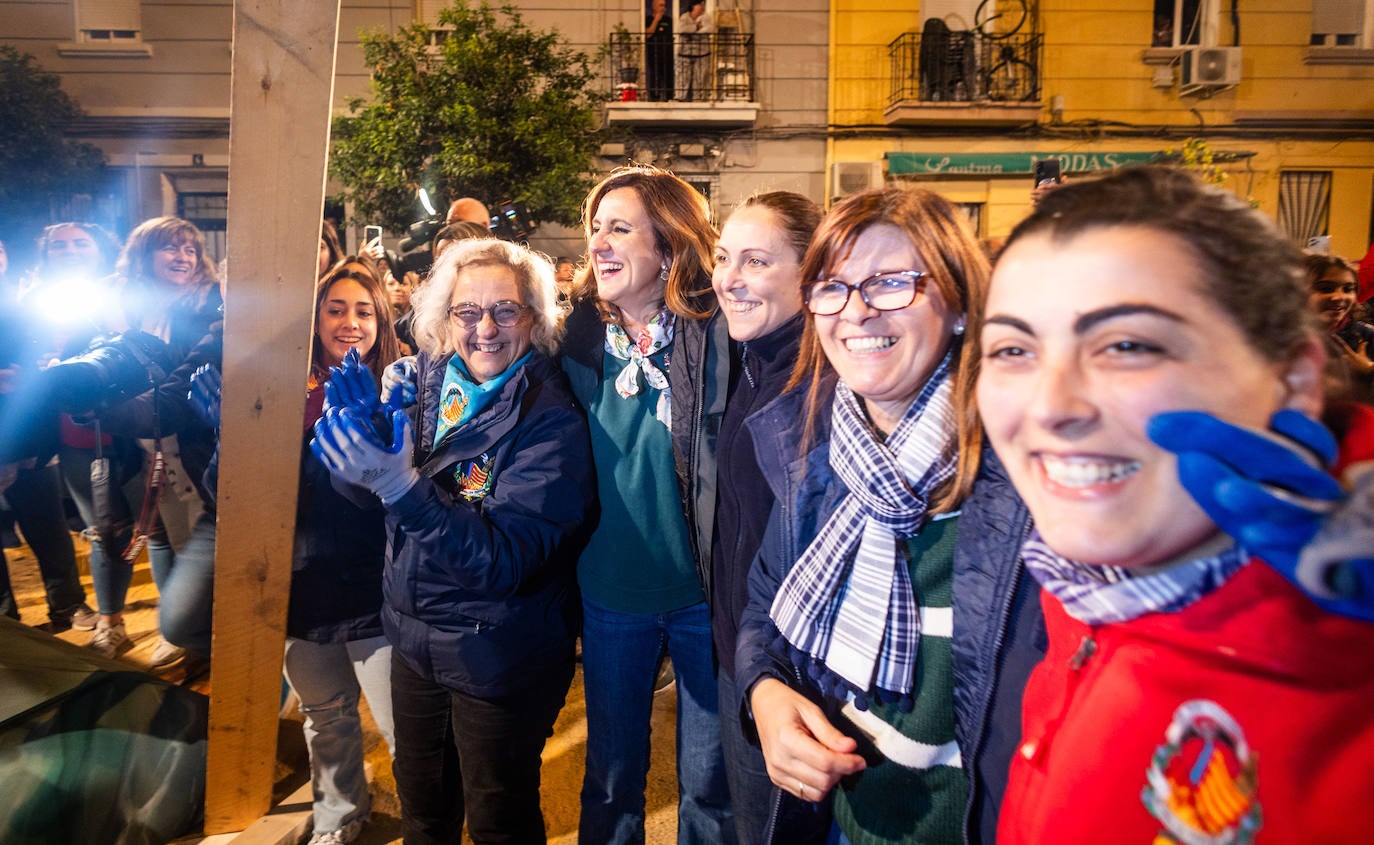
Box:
[604,306,675,429]
[1021,530,1248,625]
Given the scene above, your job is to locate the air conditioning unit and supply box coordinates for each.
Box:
[1179,46,1241,94]
[831,161,884,200]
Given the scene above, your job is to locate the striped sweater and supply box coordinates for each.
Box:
[832,512,966,845]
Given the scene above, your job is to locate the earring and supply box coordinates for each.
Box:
[953,319,966,336]
[659,265,670,281]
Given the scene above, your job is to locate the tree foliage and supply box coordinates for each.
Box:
[0,47,105,239]
[331,1,603,230]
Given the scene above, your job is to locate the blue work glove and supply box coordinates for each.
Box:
[324,348,383,418]
[1148,409,1373,620]
[1295,471,1374,622]
[310,406,419,505]
[188,364,222,430]
[380,356,418,410]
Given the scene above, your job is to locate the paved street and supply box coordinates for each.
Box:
[8,535,683,843]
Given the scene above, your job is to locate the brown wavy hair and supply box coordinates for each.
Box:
[569,165,717,323]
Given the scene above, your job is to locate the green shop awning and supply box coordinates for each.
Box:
[885,151,1163,176]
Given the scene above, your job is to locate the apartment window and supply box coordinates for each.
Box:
[1311,0,1369,47]
[60,0,152,56]
[681,174,720,220]
[178,193,228,265]
[1152,0,1216,48]
[1277,171,1331,245]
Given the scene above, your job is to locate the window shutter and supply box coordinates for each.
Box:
[77,0,143,31]
[1312,0,1366,35]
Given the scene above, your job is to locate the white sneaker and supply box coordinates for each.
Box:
[149,637,186,669]
[89,620,132,659]
[307,817,365,845]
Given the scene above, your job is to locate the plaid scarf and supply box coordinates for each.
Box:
[768,353,956,710]
[1021,530,1248,625]
[605,307,674,429]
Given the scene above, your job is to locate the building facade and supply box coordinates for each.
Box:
[829,0,1374,259]
[0,0,830,261]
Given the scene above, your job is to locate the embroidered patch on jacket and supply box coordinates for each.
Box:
[440,382,469,428]
[1141,699,1261,845]
[455,453,495,501]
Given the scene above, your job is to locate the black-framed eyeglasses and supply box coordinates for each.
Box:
[804,270,926,316]
[447,301,530,328]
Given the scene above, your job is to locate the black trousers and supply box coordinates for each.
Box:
[0,463,84,621]
[391,649,574,845]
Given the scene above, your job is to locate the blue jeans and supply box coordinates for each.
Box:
[158,511,215,654]
[60,444,169,617]
[717,673,774,845]
[578,597,734,845]
[282,635,396,834]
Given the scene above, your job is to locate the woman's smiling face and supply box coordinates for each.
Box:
[316,275,378,369]
[977,225,1321,569]
[587,187,667,325]
[814,222,960,435]
[712,204,804,342]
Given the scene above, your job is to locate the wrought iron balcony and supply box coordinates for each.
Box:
[604,30,759,127]
[885,29,1044,126]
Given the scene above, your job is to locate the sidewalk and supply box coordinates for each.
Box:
[7,534,681,843]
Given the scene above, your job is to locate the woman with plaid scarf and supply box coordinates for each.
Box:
[735,186,991,844]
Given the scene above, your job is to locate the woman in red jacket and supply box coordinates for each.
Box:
[971,166,1374,844]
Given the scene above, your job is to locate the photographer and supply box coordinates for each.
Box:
[0,260,96,632]
[57,216,222,661]
[2,223,126,633]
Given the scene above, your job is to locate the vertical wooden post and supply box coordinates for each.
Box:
[206,0,341,832]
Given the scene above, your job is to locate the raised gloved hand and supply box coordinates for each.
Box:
[188,364,223,430]
[324,348,382,418]
[1295,469,1374,622]
[1148,409,1374,620]
[310,405,418,505]
[381,356,418,410]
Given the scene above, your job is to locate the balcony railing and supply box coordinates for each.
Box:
[606,31,755,104]
[888,30,1042,106]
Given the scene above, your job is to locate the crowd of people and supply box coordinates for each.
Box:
[2,164,1374,845]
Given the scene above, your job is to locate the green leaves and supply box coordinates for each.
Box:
[0,47,105,237]
[330,1,601,230]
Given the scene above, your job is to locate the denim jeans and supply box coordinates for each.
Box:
[391,650,573,844]
[0,462,85,621]
[579,597,734,845]
[157,511,215,654]
[717,673,775,845]
[282,635,396,835]
[59,444,155,616]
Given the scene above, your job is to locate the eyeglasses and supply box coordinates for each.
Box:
[447,301,530,328]
[805,270,926,316]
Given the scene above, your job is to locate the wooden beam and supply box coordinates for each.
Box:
[206,0,341,833]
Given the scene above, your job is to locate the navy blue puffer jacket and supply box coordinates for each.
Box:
[381,351,596,698]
